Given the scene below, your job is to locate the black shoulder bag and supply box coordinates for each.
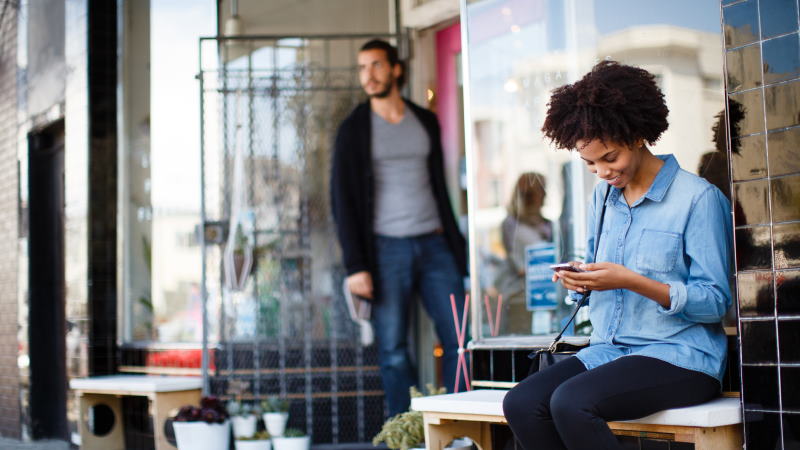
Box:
[527,185,612,376]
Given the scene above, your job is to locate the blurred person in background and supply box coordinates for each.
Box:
[330,39,467,417]
[493,172,552,333]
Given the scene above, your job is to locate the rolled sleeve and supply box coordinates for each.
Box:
[568,290,584,305]
[659,187,732,323]
[658,281,687,315]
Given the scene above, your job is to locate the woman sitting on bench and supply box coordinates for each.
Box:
[502,60,733,450]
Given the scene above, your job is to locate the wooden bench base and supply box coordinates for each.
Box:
[413,390,743,450]
[424,412,501,450]
[608,421,742,449]
[71,375,202,450]
[421,411,742,450]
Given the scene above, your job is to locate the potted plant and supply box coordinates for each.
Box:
[261,396,290,437]
[272,428,310,450]
[172,396,230,450]
[373,385,449,450]
[228,398,262,438]
[235,430,272,450]
[372,409,425,450]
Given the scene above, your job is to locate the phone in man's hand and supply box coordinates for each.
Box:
[549,263,586,273]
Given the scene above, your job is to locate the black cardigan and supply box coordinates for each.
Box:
[330,100,467,281]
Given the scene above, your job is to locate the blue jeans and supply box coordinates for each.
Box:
[372,233,467,417]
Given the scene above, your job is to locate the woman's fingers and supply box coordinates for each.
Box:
[559,270,597,292]
[555,273,586,291]
[559,270,594,284]
[579,262,611,271]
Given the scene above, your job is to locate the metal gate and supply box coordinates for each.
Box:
[197,34,402,446]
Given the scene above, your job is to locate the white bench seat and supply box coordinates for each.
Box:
[70,374,202,394]
[70,375,203,450]
[411,389,742,450]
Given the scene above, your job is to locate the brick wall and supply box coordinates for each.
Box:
[0,3,20,438]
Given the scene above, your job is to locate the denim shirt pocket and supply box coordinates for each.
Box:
[636,229,682,273]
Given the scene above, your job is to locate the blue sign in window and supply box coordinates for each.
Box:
[525,243,557,310]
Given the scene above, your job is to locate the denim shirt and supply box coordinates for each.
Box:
[574,154,733,382]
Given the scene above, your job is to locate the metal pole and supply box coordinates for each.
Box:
[198,38,210,396]
[248,43,262,399]
[458,0,481,344]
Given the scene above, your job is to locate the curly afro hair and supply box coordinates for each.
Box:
[541,60,669,150]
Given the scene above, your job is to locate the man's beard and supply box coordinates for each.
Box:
[367,74,395,98]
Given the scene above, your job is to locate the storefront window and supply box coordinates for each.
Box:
[119,0,216,343]
[462,0,726,340]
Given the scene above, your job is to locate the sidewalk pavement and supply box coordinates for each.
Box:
[0,438,384,449]
[0,437,70,449]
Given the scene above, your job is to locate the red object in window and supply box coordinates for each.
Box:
[146,349,215,370]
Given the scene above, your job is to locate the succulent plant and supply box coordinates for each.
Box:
[227,398,261,417]
[173,396,229,424]
[237,430,271,441]
[226,400,242,416]
[261,395,290,413]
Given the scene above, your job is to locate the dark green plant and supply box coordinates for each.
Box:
[282,428,306,438]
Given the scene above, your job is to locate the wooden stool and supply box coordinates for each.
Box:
[70,375,202,450]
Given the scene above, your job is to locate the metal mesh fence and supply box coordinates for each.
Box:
[199,36,395,445]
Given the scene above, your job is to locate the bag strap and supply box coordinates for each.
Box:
[547,184,612,352]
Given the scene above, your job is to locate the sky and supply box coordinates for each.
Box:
[147,0,724,211]
[594,0,722,35]
[150,0,216,211]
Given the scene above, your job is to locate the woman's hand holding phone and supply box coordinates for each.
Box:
[549,263,585,273]
[552,261,636,294]
[550,261,584,287]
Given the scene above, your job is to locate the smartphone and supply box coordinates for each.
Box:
[549,263,586,273]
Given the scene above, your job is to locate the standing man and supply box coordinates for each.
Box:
[330,39,467,417]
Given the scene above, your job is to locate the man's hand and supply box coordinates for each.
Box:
[347,271,374,299]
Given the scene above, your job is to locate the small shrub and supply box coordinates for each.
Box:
[372,385,445,450]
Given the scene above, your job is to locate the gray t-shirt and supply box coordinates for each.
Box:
[371,110,442,237]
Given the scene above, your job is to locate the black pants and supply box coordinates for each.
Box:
[502,355,719,450]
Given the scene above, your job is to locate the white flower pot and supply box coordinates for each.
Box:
[272,436,310,450]
[172,420,230,450]
[231,414,258,438]
[235,438,272,450]
[262,412,289,437]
